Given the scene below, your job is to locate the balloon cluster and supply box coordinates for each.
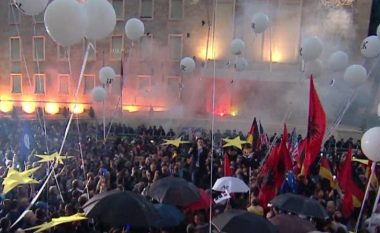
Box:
[230,39,248,72]
[44,0,116,47]
[13,0,48,16]
[300,36,323,78]
[91,66,117,102]
[227,12,269,73]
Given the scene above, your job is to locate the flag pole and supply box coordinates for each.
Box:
[355,162,376,232]
[369,164,380,230]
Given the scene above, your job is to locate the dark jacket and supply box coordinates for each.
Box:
[189,146,208,172]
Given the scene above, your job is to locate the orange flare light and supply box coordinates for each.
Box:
[22,102,36,114]
[45,103,60,115]
[70,104,84,114]
[124,105,139,113]
[0,101,13,113]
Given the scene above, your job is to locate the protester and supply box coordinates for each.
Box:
[0,118,371,233]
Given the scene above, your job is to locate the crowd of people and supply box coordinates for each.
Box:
[0,118,376,233]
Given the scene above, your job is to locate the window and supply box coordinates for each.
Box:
[57,45,69,61]
[33,12,44,24]
[84,40,96,61]
[110,35,123,60]
[33,36,45,61]
[11,74,22,94]
[169,0,183,20]
[168,34,183,61]
[58,75,70,95]
[137,75,151,92]
[112,0,124,20]
[140,34,153,60]
[34,74,45,94]
[139,0,153,19]
[8,4,20,25]
[9,37,21,61]
[83,75,95,94]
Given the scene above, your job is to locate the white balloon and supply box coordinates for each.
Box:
[99,66,116,85]
[300,37,323,62]
[328,51,348,72]
[360,36,380,58]
[234,57,248,72]
[125,18,144,41]
[91,86,107,102]
[180,57,196,74]
[304,59,323,78]
[230,39,245,55]
[44,0,87,47]
[13,0,48,16]
[251,13,270,33]
[84,0,116,41]
[343,64,367,88]
[361,127,380,162]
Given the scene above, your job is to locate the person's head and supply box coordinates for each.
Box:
[71,179,79,189]
[0,217,10,231]
[186,224,195,233]
[35,208,45,221]
[19,197,29,209]
[251,198,260,206]
[10,200,18,211]
[333,211,343,223]
[161,165,169,176]
[23,210,37,225]
[326,201,336,215]
[64,203,76,216]
[78,195,88,207]
[196,138,204,148]
[48,186,58,196]
[150,163,156,173]
[194,212,205,225]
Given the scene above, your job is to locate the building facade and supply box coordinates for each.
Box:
[0,0,375,129]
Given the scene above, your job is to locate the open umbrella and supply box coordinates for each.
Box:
[212,177,249,193]
[212,209,278,233]
[153,204,185,228]
[271,193,328,219]
[269,214,316,233]
[184,188,213,211]
[83,190,160,227]
[148,176,200,206]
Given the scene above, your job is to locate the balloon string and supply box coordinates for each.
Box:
[355,162,376,232]
[209,0,217,232]
[324,57,378,141]
[11,163,55,229]
[59,43,92,154]
[324,89,357,142]
[11,43,92,229]
[75,115,90,200]
[104,42,134,142]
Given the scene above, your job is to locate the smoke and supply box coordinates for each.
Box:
[98,0,375,136]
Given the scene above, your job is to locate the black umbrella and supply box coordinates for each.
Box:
[148,176,200,206]
[271,193,328,219]
[212,209,278,233]
[83,190,160,227]
[269,214,316,233]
